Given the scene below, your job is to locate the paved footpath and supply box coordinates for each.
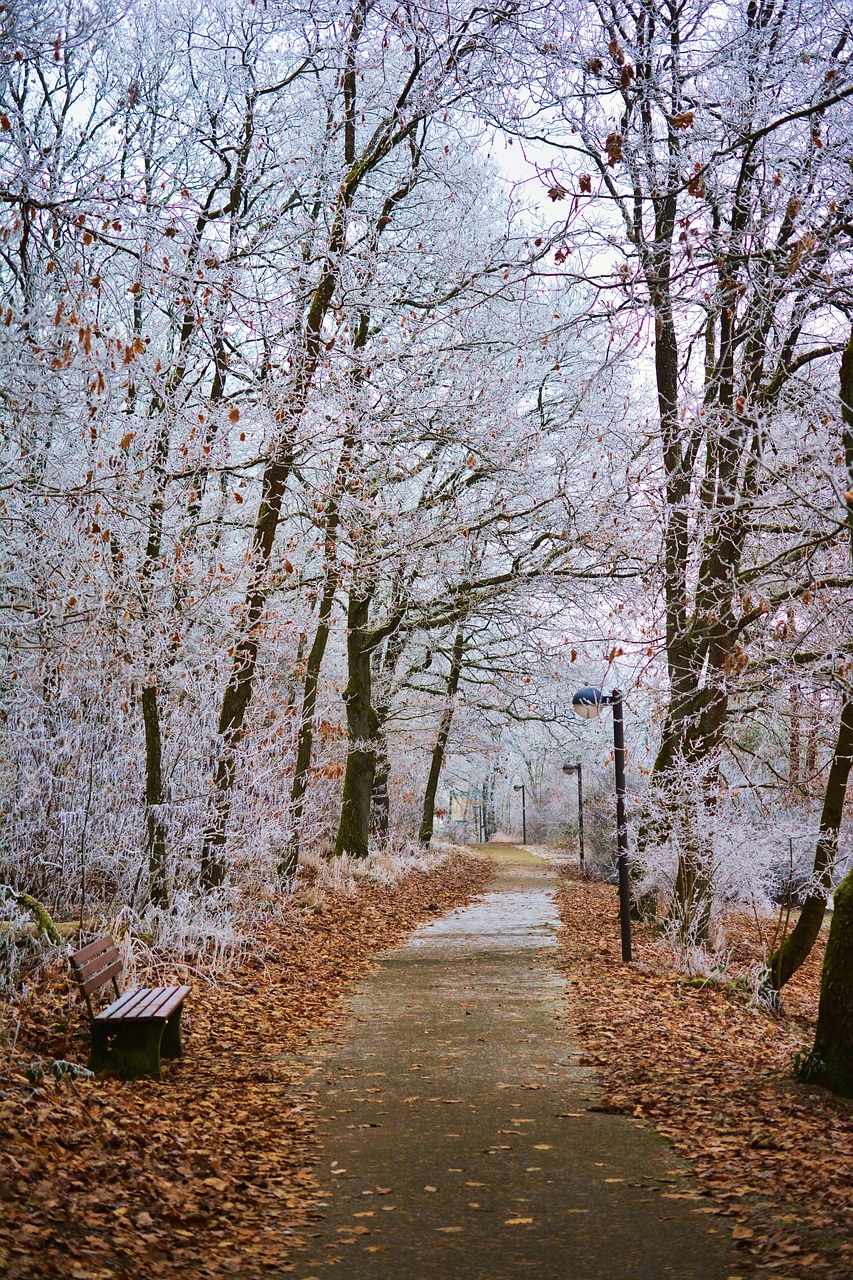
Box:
[290,845,733,1280]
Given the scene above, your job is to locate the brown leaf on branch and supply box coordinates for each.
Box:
[604,133,624,166]
[607,38,625,65]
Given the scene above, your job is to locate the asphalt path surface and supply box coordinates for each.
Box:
[290,845,733,1280]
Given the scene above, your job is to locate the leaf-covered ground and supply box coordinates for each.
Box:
[556,872,853,1280]
[0,852,492,1280]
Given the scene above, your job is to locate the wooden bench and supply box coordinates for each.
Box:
[70,935,190,1080]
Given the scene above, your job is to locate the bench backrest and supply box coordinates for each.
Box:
[70,935,123,1021]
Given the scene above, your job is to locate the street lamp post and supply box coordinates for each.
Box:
[572,686,632,962]
[513,783,527,845]
[561,762,584,869]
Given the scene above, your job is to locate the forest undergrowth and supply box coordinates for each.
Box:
[557,871,852,1280]
[0,851,492,1280]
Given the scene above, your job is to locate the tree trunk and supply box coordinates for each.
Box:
[200,455,296,888]
[805,706,821,796]
[671,847,713,944]
[803,326,853,1093]
[419,626,464,845]
[789,679,801,795]
[804,863,853,1097]
[201,157,366,888]
[369,628,407,846]
[371,739,391,842]
[481,779,493,842]
[769,699,853,990]
[14,893,61,945]
[283,339,365,876]
[333,589,377,859]
[841,321,853,566]
[142,684,168,909]
[771,327,853,991]
[138,415,173,910]
[281,592,335,878]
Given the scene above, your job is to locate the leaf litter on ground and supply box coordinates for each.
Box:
[556,871,852,1280]
[0,853,492,1279]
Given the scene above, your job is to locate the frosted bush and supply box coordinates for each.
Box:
[111,892,246,982]
[299,837,449,898]
[634,752,826,926]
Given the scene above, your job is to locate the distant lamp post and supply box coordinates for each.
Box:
[513,783,527,845]
[571,687,632,962]
[561,762,584,869]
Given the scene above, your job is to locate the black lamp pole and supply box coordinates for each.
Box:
[562,763,584,869]
[611,691,632,962]
[513,783,527,844]
[571,686,632,963]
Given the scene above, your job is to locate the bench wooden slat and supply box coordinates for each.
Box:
[97,985,190,1023]
[71,935,116,967]
[99,987,154,1020]
[73,952,120,977]
[97,986,148,1020]
[123,985,190,1021]
[79,958,122,995]
[119,987,167,1019]
[75,946,120,980]
[122,986,190,1021]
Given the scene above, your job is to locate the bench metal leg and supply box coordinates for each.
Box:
[112,1021,165,1080]
[88,1022,111,1074]
[89,1021,165,1080]
[161,1004,185,1059]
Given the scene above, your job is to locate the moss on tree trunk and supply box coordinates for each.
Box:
[15,893,62,945]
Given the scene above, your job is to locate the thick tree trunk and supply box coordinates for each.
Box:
[138,416,173,910]
[803,330,853,1091]
[200,454,296,888]
[333,589,377,859]
[671,840,714,944]
[805,864,853,1097]
[789,679,801,795]
[282,591,335,878]
[283,343,363,876]
[419,626,464,846]
[481,779,494,842]
[142,684,168,909]
[841,322,853,566]
[772,326,853,991]
[369,629,407,846]
[769,699,853,991]
[371,738,390,842]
